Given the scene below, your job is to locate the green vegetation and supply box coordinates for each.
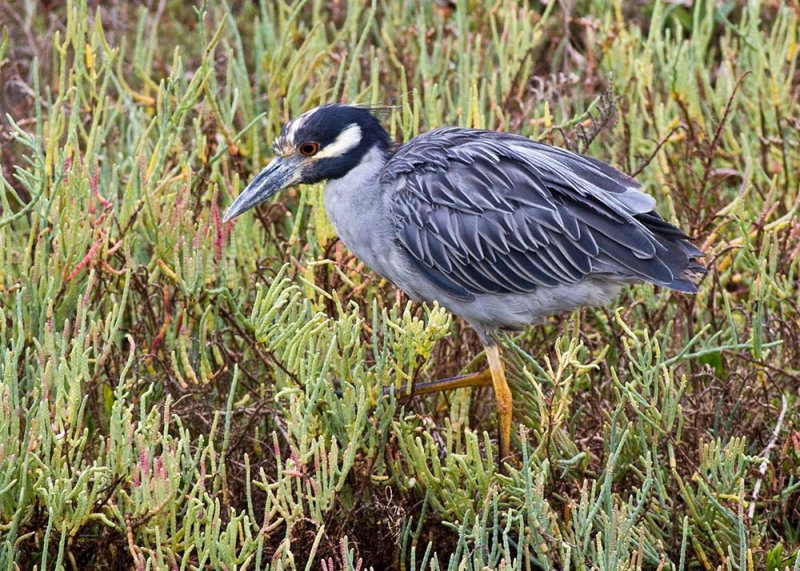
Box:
[1,0,798,568]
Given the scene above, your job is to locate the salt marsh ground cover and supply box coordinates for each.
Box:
[1,0,799,568]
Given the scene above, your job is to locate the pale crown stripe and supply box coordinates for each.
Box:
[286,106,321,145]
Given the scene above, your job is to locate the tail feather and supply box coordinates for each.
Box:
[638,211,706,293]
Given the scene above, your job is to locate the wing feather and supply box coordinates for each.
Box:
[384,128,703,297]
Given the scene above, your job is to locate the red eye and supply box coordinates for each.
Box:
[299,142,319,156]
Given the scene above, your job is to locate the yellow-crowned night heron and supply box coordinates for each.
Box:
[224,104,705,463]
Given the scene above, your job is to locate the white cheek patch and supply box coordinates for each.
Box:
[315,123,362,159]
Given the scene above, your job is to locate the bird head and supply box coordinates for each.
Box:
[223,104,391,222]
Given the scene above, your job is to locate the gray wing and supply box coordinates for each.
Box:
[382,128,704,300]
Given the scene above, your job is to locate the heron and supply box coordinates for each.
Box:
[223,104,704,463]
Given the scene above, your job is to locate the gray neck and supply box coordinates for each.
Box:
[324,145,388,200]
[323,145,394,273]
[323,145,389,230]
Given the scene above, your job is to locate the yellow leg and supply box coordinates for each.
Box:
[385,368,493,397]
[385,345,513,465]
[485,343,513,464]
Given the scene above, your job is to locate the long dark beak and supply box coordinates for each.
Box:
[223,156,300,222]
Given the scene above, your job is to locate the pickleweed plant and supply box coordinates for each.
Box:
[1,0,798,569]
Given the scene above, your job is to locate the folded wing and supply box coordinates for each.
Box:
[382,128,704,300]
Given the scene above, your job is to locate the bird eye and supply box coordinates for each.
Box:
[299,142,319,156]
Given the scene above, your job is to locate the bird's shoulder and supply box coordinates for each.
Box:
[381,126,648,206]
[381,126,655,219]
[381,127,515,182]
